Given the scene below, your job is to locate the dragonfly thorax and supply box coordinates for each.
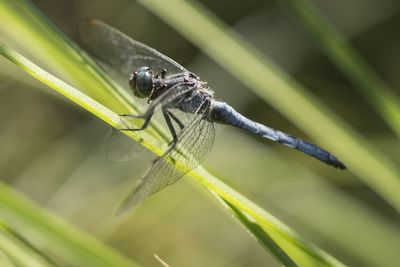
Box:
[129,66,153,98]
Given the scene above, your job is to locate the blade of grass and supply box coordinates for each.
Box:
[137,0,400,210]
[0,235,49,267]
[0,250,16,267]
[279,0,400,138]
[0,221,55,267]
[0,181,141,267]
[0,43,346,267]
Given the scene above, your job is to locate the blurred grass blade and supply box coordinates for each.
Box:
[0,221,56,267]
[0,180,141,267]
[0,43,345,267]
[0,251,16,267]
[278,0,400,138]
[137,0,400,210]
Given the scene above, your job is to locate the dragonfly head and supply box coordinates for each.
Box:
[129,66,153,98]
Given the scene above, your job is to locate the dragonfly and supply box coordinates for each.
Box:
[78,19,346,214]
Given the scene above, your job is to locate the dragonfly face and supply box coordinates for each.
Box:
[129,66,153,98]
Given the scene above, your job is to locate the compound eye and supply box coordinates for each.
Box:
[129,66,153,98]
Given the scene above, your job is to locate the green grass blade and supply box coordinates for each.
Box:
[0,43,345,267]
[279,0,400,138]
[0,221,57,267]
[0,181,141,267]
[0,224,51,267]
[0,251,16,267]
[0,236,47,267]
[137,0,400,210]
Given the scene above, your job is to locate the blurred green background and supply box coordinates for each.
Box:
[1,0,400,266]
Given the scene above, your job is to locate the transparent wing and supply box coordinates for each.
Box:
[105,130,147,162]
[78,19,187,79]
[116,109,215,215]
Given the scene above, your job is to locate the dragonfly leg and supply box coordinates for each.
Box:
[160,108,179,157]
[155,69,167,79]
[167,110,185,130]
[119,109,154,131]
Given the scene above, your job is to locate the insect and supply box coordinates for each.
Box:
[79,19,346,214]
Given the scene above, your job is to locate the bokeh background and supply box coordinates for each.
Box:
[1,0,400,266]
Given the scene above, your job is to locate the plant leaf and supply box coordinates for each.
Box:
[0,179,141,267]
[0,221,56,267]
